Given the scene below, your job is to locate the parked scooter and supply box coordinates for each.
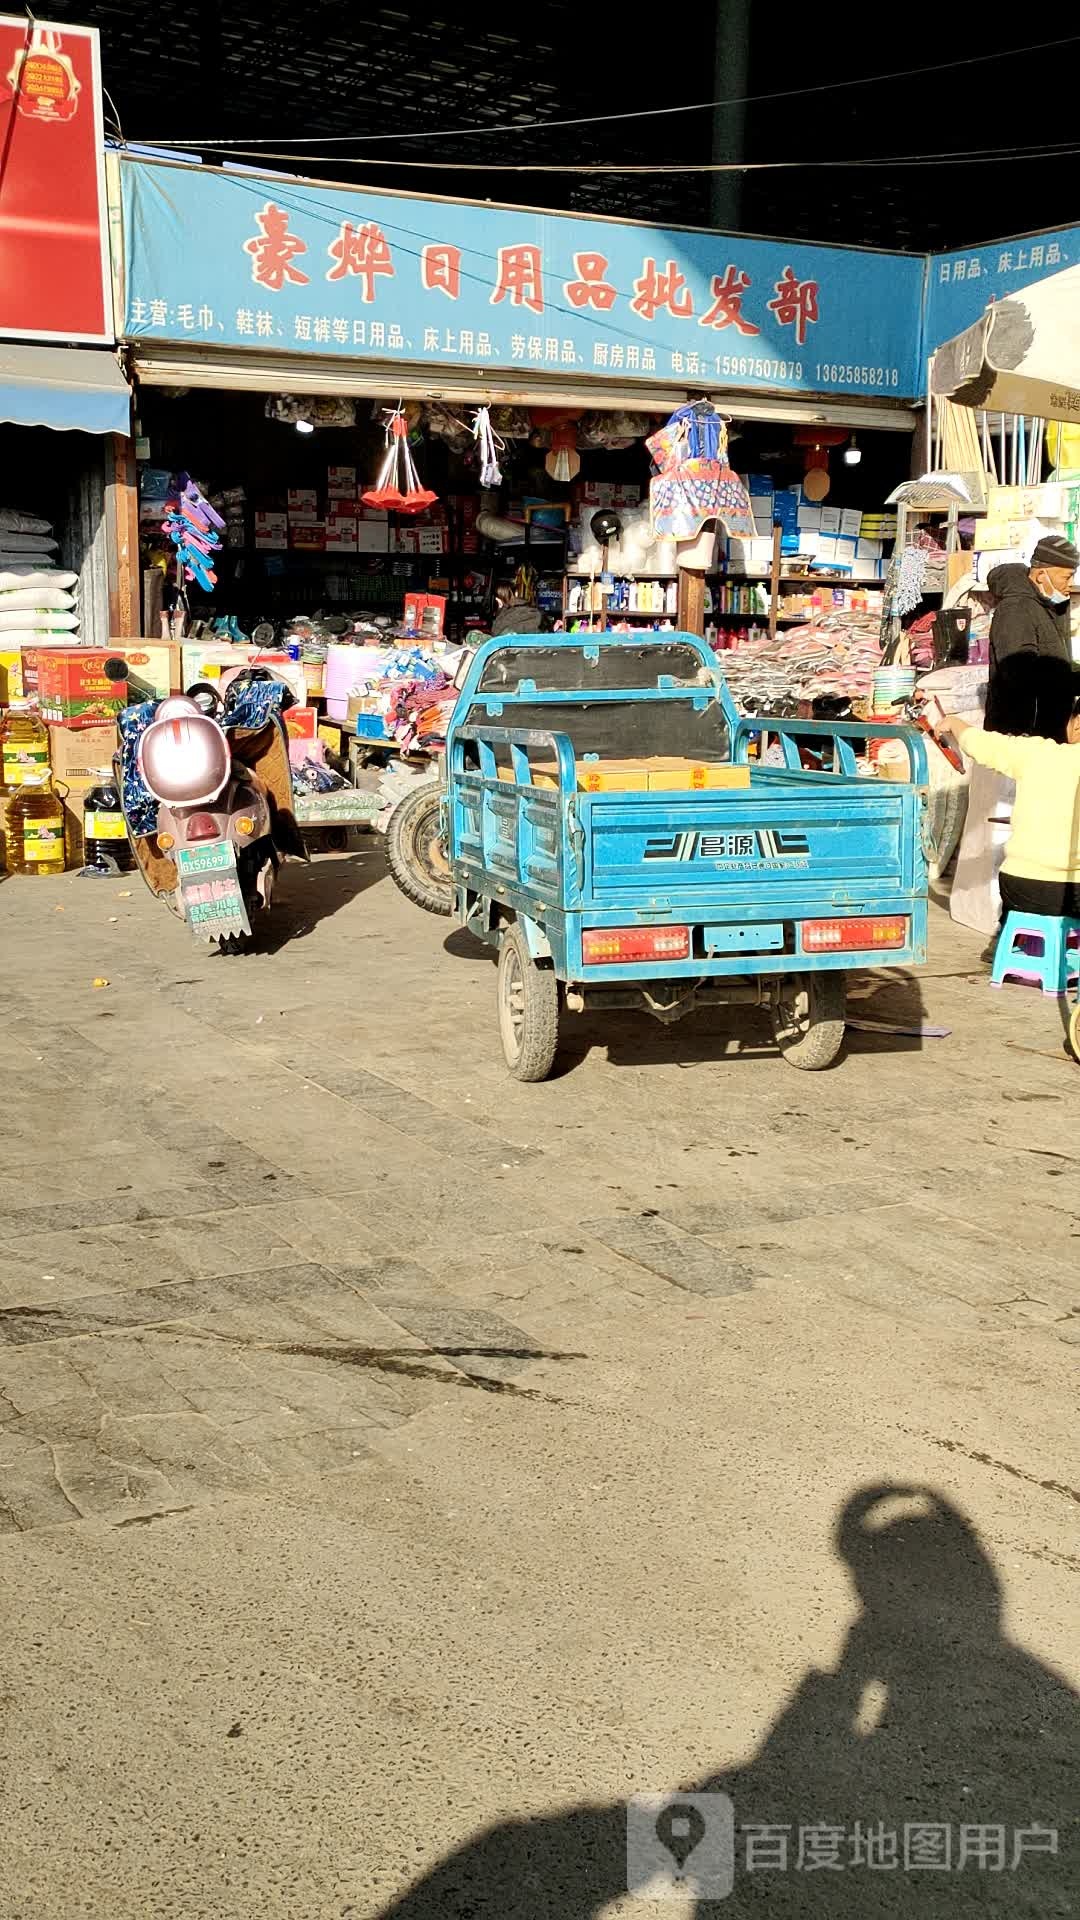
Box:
[119,669,305,950]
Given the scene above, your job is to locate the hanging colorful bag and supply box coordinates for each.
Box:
[648,404,755,542]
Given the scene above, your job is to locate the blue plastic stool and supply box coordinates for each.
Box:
[990,912,1080,995]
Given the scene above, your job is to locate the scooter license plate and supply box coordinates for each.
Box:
[176,840,252,942]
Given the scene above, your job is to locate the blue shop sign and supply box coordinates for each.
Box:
[119,157,925,401]
[924,223,1080,355]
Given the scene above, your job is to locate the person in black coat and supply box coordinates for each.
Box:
[984,535,1078,740]
[490,583,553,636]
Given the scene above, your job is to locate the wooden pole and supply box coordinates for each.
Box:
[599,539,609,632]
[676,568,705,636]
[105,433,140,638]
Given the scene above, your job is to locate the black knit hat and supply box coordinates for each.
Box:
[1030,534,1080,572]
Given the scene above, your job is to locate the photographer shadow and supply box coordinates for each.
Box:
[373,1484,1076,1916]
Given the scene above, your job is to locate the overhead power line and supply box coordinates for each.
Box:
[136,33,1080,152]
[143,137,1080,178]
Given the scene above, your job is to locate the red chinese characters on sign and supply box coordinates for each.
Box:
[564,251,617,312]
[327,221,394,300]
[244,203,310,291]
[422,243,462,300]
[699,266,760,337]
[767,266,819,346]
[491,244,543,314]
[630,257,693,323]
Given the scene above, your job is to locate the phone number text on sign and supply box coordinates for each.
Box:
[715,356,804,382]
[816,364,901,388]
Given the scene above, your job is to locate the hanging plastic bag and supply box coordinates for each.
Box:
[472,406,505,486]
[362,407,438,514]
[424,402,472,452]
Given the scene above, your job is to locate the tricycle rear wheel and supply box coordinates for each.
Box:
[497,925,560,1081]
[1068,997,1080,1065]
[771,971,847,1070]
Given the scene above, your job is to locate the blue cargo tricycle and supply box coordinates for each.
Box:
[392,632,929,1076]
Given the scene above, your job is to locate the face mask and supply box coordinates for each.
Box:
[1036,572,1070,604]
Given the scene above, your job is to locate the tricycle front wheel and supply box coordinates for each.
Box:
[771,971,847,1070]
[497,925,560,1081]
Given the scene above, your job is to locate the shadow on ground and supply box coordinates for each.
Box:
[373,1484,1076,1916]
[222,841,387,955]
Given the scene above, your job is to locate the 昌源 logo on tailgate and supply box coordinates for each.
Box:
[643,829,811,870]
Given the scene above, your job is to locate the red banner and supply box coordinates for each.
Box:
[0,17,111,341]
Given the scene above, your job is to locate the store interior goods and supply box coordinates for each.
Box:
[129,389,912,645]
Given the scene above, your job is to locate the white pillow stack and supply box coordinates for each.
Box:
[0,510,78,647]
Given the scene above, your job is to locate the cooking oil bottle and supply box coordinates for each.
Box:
[0,698,50,791]
[83,776,134,873]
[5,771,66,875]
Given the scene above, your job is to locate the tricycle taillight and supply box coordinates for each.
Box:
[582,925,690,965]
[802,916,908,952]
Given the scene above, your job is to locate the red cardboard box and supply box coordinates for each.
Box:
[38,650,128,728]
[402,592,447,639]
[283,706,318,742]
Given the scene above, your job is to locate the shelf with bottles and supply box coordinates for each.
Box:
[566,620,677,634]
[564,578,680,618]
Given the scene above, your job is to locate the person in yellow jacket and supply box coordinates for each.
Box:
[925,695,1080,919]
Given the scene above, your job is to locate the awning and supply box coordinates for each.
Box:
[930,263,1080,422]
[127,343,917,433]
[0,343,131,434]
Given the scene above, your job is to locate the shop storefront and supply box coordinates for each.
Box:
[114,154,922,694]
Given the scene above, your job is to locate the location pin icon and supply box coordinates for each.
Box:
[655,1801,707,1878]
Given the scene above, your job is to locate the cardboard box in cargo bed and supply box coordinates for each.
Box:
[497,757,751,792]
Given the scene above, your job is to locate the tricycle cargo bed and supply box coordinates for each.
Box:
[585,777,924,910]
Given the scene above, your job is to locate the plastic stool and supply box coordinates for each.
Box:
[990,912,1080,995]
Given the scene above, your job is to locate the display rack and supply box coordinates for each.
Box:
[561,515,879,640]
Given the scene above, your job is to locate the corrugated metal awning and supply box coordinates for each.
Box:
[0,344,131,435]
[127,343,917,432]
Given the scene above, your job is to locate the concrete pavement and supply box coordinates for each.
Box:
[0,843,1075,1916]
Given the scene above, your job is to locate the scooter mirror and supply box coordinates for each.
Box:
[453,648,475,691]
[185,680,224,718]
